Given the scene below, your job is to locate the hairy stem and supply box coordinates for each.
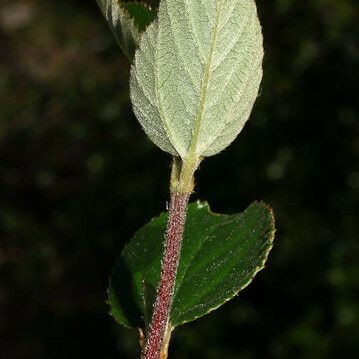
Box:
[142,191,190,359]
[142,155,200,359]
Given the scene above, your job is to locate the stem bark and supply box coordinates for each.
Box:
[141,192,190,359]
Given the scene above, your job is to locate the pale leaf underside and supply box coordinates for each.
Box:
[131,0,264,159]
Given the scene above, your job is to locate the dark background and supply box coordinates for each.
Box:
[0,0,358,358]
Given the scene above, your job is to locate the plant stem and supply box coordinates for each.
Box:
[142,191,190,359]
[142,155,200,359]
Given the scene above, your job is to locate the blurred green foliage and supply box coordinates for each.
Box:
[0,0,358,358]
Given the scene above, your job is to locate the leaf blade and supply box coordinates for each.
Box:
[108,201,275,329]
[131,0,264,158]
[97,0,156,60]
[172,202,274,325]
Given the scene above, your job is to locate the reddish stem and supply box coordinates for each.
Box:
[142,192,190,359]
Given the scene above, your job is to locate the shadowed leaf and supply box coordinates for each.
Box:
[97,0,156,60]
[108,201,275,330]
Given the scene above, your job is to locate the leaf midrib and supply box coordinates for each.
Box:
[153,17,180,156]
[187,0,225,158]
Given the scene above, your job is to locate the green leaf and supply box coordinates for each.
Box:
[121,2,157,32]
[97,0,156,60]
[130,0,264,159]
[108,201,275,330]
